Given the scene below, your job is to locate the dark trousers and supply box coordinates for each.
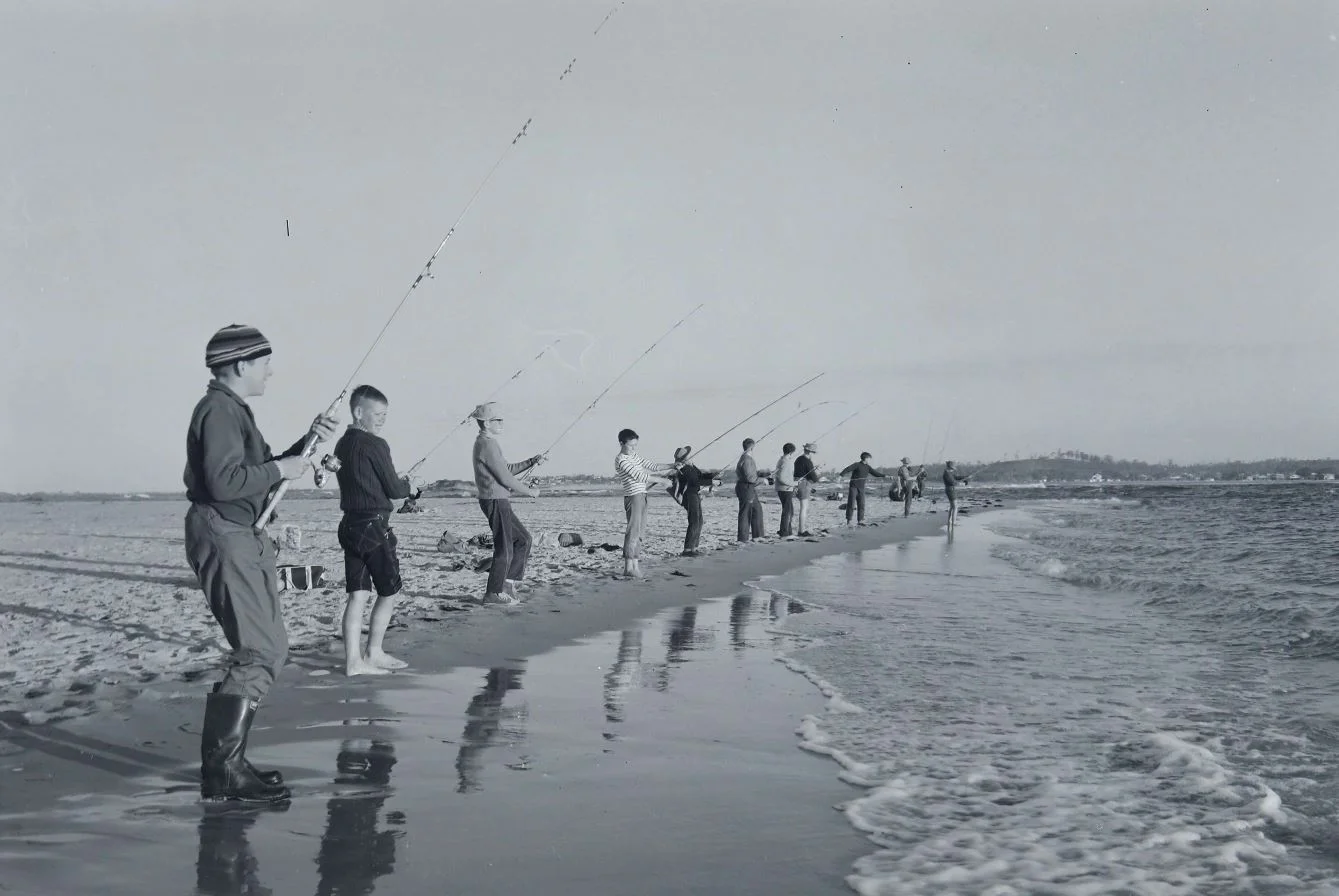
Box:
[736,489,764,541]
[846,483,867,523]
[777,490,795,536]
[185,504,288,701]
[683,493,704,552]
[479,499,530,595]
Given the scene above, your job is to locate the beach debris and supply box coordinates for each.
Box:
[467,533,494,549]
[670,570,689,577]
[436,530,467,553]
[282,525,302,552]
[475,556,494,572]
[586,543,623,554]
[558,532,584,547]
[278,565,325,592]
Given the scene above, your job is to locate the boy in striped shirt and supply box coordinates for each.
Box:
[614,428,678,578]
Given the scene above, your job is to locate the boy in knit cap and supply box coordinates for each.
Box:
[470,402,545,604]
[333,385,425,676]
[615,429,678,577]
[184,324,340,803]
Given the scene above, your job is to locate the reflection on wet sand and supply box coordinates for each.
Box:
[729,593,754,652]
[315,739,400,896]
[455,666,527,794]
[602,630,643,738]
[196,803,286,896]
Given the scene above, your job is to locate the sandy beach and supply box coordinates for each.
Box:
[0,488,997,895]
[0,489,976,725]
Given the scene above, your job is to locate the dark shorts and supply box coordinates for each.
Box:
[337,513,402,597]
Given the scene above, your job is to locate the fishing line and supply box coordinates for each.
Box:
[255,2,628,530]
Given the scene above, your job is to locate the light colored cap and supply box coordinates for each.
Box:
[470,402,498,421]
[674,446,691,462]
[803,442,817,452]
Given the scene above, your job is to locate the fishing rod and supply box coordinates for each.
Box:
[519,303,705,481]
[811,399,876,445]
[755,399,835,444]
[254,3,627,531]
[684,373,826,465]
[406,338,561,477]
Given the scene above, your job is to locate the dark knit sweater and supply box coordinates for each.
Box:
[334,428,411,515]
[184,381,306,527]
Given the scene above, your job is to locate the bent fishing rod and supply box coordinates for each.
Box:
[684,373,826,466]
[754,400,842,446]
[518,303,706,482]
[406,338,561,479]
[254,4,627,531]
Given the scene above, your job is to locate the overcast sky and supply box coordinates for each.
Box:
[2,1,1336,492]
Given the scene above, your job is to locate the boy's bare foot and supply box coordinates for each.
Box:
[367,650,408,670]
[345,658,392,677]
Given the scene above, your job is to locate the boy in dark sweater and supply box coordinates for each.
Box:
[333,385,424,676]
[669,445,725,556]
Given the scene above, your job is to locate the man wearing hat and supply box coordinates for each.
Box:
[470,402,545,604]
[793,442,821,536]
[669,447,725,557]
[896,456,918,518]
[184,324,341,803]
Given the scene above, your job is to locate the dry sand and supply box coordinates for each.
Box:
[0,490,977,725]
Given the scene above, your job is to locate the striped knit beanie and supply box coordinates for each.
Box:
[205,324,272,368]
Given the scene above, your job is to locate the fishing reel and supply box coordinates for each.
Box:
[313,453,341,488]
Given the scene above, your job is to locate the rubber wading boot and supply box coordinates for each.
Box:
[200,692,291,803]
[209,684,283,787]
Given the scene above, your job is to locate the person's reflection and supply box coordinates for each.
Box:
[455,666,526,794]
[768,591,790,624]
[314,739,399,896]
[729,593,756,652]
[602,629,643,737]
[196,803,286,896]
[654,607,699,691]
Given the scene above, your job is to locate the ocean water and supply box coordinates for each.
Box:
[761,483,1339,895]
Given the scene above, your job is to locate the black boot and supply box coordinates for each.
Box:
[200,692,291,803]
[210,683,283,786]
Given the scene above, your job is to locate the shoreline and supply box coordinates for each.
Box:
[0,507,986,896]
[0,505,962,810]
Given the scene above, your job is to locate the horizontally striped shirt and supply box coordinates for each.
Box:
[614,451,672,496]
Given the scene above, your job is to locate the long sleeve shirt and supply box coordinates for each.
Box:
[793,454,820,483]
[334,427,411,514]
[473,432,537,500]
[942,468,968,497]
[184,381,306,527]
[897,464,916,485]
[840,461,887,490]
[774,455,797,491]
[614,451,674,496]
[672,464,720,500]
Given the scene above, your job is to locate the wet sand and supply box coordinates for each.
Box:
[0,497,972,894]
